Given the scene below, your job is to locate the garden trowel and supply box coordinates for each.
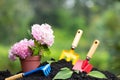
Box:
[73,40,100,73]
[59,29,83,65]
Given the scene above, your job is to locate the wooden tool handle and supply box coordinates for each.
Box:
[72,29,83,49]
[5,73,23,80]
[87,40,100,59]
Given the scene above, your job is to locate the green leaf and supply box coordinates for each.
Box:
[53,67,73,80]
[74,70,79,74]
[47,60,55,64]
[60,67,70,71]
[88,71,107,79]
[27,30,31,37]
[42,44,51,55]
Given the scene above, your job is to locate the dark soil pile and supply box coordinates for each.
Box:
[0,59,119,80]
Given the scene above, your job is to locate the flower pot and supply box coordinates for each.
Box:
[20,56,41,72]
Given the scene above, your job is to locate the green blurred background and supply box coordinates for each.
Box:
[0,0,120,76]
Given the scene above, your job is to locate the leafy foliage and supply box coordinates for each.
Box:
[53,67,73,80]
[0,0,34,45]
[88,71,107,79]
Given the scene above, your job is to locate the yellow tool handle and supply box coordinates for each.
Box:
[5,73,23,80]
[72,29,83,49]
[87,40,100,58]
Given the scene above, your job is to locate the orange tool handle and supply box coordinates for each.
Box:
[87,40,100,59]
[72,29,83,49]
[5,73,23,80]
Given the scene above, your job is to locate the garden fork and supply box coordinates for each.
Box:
[59,29,83,65]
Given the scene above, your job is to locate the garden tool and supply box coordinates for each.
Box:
[5,64,51,80]
[59,29,83,65]
[73,40,100,73]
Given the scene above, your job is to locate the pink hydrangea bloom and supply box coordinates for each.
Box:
[31,23,54,46]
[9,38,34,60]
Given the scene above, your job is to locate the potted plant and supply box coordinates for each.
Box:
[8,23,54,72]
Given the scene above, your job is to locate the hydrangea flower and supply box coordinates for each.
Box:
[8,23,55,60]
[9,38,34,60]
[31,23,54,46]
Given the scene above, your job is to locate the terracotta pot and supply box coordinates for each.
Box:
[20,56,41,72]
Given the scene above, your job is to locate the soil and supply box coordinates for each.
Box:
[0,59,119,80]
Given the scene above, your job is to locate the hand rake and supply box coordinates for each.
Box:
[59,29,83,65]
[73,40,100,73]
[5,64,51,80]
